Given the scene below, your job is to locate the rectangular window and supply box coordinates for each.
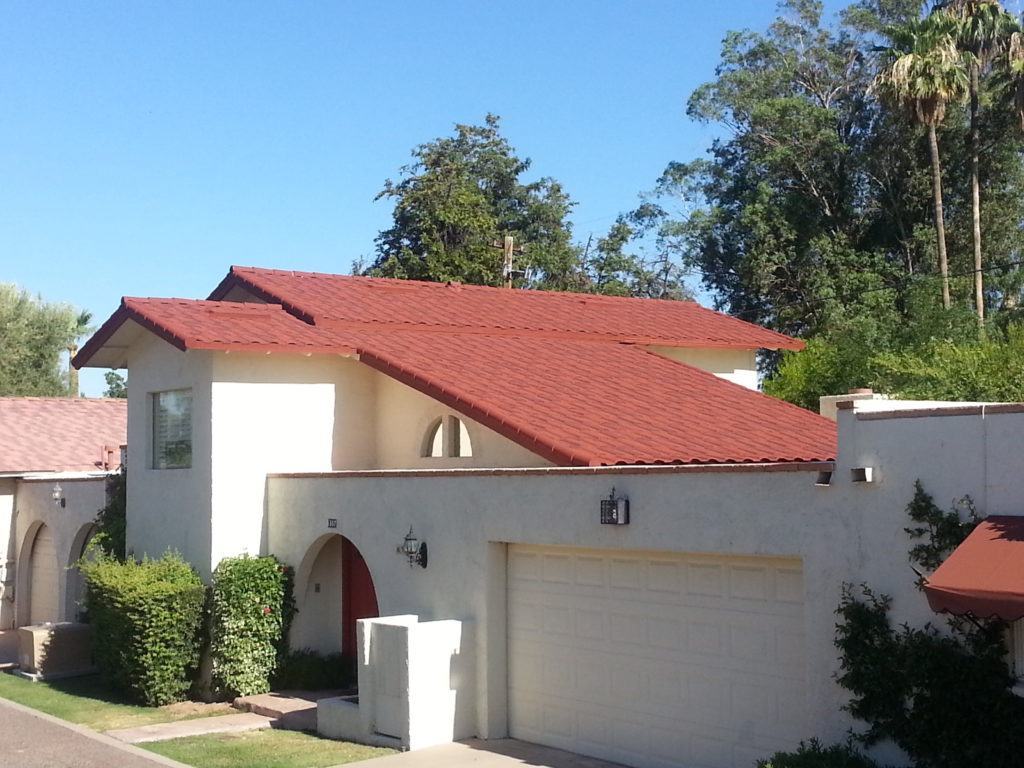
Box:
[152,389,192,469]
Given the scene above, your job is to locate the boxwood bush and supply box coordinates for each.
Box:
[80,550,205,706]
[209,554,292,699]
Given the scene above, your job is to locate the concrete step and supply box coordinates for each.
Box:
[106,712,275,744]
[233,689,350,732]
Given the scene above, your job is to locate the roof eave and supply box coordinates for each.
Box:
[74,299,188,369]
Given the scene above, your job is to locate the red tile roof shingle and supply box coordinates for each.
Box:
[0,397,127,473]
[210,266,803,350]
[75,266,836,466]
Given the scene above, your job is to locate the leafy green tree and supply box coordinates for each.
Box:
[0,283,90,397]
[363,114,580,290]
[651,0,925,343]
[103,371,127,398]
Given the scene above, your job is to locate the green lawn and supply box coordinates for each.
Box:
[143,729,394,768]
[0,672,234,731]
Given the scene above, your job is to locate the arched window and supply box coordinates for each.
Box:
[422,416,473,458]
[423,418,444,458]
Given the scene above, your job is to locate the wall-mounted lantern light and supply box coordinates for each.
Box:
[600,487,629,525]
[397,526,428,569]
[52,483,66,508]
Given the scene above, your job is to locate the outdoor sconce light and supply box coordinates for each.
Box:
[600,487,629,525]
[397,526,428,569]
[52,483,66,508]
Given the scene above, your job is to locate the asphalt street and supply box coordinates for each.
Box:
[0,696,190,768]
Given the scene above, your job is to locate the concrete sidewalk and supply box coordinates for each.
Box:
[106,711,276,744]
[343,739,629,768]
[0,695,192,768]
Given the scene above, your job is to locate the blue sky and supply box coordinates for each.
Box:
[3,0,862,396]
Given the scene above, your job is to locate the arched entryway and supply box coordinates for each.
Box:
[18,522,59,626]
[66,524,98,622]
[293,534,379,659]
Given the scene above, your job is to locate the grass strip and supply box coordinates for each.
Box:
[0,672,233,732]
[142,729,395,768]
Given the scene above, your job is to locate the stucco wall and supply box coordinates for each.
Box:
[373,372,554,470]
[0,479,15,628]
[11,477,107,627]
[266,466,858,745]
[125,334,553,577]
[646,346,759,390]
[126,331,214,575]
[209,353,341,569]
[267,404,1024,754]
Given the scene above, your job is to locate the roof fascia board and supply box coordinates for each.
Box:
[74,300,188,369]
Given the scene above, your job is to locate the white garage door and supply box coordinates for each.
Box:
[508,545,807,768]
[29,525,59,625]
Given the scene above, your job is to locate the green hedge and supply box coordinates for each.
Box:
[209,554,291,699]
[271,648,355,691]
[80,551,205,706]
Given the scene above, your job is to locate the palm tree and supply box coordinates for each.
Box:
[67,310,92,398]
[934,1,1021,322]
[873,18,969,310]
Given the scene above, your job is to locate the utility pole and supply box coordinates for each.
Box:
[490,235,526,288]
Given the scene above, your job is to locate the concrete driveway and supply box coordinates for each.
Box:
[345,739,629,768]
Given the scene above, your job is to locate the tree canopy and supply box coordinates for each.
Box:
[0,283,90,397]
[361,114,580,290]
[648,0,1024,403]
[362,115,693,299]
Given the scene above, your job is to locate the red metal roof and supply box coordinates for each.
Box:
[353,330,836,466]
[76,266,836,467]
[0,397,126,473]
[924,517,1024,621]
[210,266,803,350]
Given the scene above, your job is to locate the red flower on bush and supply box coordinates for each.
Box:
[263,606,272,613]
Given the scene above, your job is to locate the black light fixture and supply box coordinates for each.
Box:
[397,526,428,569]
[600,487,629,525]
[52,483,66,508]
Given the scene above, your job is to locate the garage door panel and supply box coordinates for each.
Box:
[509,545,807,768]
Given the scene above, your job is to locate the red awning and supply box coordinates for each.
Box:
[924,516,1024,621]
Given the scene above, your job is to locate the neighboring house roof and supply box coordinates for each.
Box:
[0,397,127,474]
[75,266,837,466]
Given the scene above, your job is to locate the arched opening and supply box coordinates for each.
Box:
[423,418,444,458]
[422,415,473,458]
[66,524,99,622]
[292,534,379,661]
[18,522,58,626]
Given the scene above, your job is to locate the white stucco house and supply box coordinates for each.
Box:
[73,266,1024,768]
[0,397,126,631]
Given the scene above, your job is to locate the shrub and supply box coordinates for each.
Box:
[834,483,1024,767]
[271,648,355,691]
[758,739,882,768]
[209,554,291,699]
[80,550,205,706]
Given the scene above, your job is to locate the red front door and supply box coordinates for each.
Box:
[341,538,379,658]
